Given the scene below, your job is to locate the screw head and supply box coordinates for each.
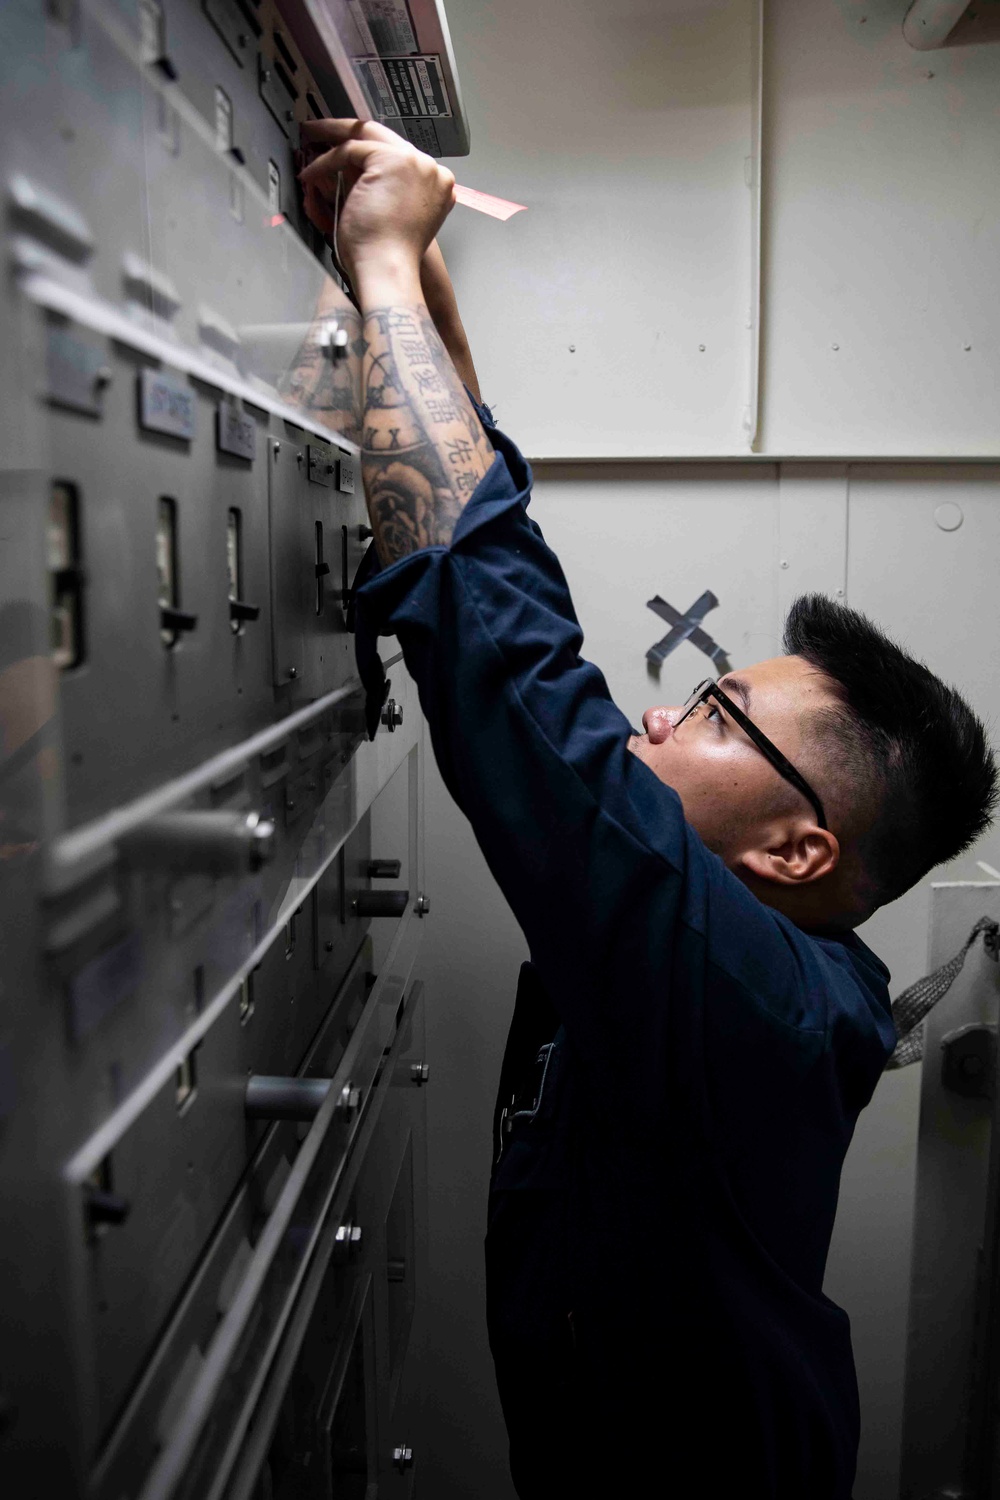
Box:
[273,441,281,456]
[287,665,298,679]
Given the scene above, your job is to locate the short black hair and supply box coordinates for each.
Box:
[783,594,997,912]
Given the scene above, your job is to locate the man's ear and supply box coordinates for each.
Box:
[738,825,840,887]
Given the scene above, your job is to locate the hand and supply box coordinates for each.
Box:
[299,119,456,292]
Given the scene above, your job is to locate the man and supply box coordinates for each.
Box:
[299,121,997,1498]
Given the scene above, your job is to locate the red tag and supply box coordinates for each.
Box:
[453,184,527,221]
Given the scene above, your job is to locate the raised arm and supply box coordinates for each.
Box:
[300,120,491,564]
[419,238,482,402]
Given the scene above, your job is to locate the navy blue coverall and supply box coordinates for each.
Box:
[355,401,897,1498]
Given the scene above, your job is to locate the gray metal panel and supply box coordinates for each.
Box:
[0,2,429,1492]
[899,882,1000,1500]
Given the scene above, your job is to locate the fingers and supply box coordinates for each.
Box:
[299,118,400,147]
[299,136,387,187]
[301,180,337,238]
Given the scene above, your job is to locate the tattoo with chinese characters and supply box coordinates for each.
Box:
[360,304,493,563]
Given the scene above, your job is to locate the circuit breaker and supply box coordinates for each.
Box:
[0,1,466,1494]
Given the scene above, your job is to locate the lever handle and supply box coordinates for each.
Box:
[229,598,260,624]
[86,1188,131,1228]
[160,606,198,633]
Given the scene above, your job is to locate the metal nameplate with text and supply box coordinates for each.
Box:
[337,452,356,494]
[138,368,195,440]
[217,403,256,461]
[308,443,337,488]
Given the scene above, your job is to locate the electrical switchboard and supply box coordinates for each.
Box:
[0,0,467,1494]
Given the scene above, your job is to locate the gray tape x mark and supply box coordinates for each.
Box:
[646,590,733,675]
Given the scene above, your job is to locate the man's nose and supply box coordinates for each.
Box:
[642,706,678,744]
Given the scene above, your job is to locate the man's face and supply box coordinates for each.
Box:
[628,655,838,861]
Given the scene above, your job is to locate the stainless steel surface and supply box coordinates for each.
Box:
[0,0,442,1492]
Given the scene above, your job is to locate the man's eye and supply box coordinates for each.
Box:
[705,704,723,724]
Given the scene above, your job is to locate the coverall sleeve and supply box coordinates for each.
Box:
[353,411,894,1119]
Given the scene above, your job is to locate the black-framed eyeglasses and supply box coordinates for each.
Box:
[674,678,828,830]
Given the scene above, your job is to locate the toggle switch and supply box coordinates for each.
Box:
[367,859,401,879]
[85,1188,131,1229]
[160,605,198,634]
[123,809,276,875]
[229,598,260,624]
[354,890,409,919]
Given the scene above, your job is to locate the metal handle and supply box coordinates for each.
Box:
[354,890,409,919]
[367,858,401,879]
[243,1077,362,1121]
[123,809,275,874]
[244,1076,332,1121]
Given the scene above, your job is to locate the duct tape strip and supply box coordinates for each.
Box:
[646,590,733,674]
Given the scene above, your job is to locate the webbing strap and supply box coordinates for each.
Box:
[885,916,1000,1070]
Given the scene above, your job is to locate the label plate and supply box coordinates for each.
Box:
[337,452,357,494]
[308,443,337,488]
[217,403,256,461]
[46,324,109,416]
[138,368,195,440]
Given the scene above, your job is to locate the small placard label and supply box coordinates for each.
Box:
[46,324,108,416]
[338,452,357,494]
[139,367,195,440]
[217,403,256,461]
[307,443,336,488]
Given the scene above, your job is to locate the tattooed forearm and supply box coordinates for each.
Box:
[361,304,494,564]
